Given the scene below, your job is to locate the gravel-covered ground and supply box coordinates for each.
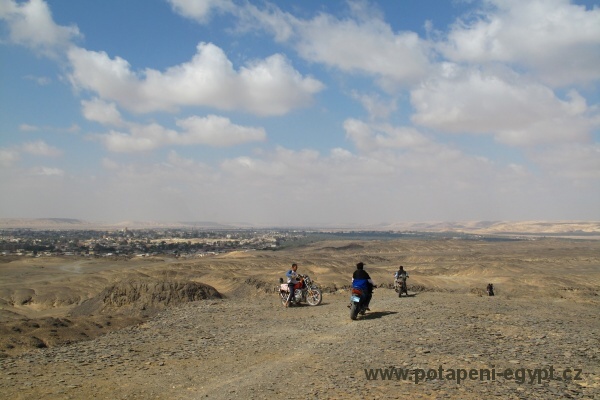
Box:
[1,289,598,400]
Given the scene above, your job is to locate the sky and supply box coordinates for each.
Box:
[0,0,599,227]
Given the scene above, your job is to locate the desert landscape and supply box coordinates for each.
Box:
[0,235,599,399]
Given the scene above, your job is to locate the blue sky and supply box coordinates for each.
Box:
[1,0,599,226]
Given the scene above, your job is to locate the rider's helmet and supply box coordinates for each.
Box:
[356,262,365,269]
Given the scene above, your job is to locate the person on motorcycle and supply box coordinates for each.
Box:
[285,263,300,307]
[394,266,409,295]
[352,262,374,311]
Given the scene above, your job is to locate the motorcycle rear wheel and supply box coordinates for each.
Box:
[280,291,289,305]
[350,302,359,320]
[306,288,322,306]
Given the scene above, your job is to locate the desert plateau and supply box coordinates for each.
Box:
[3,0,600,398]
[0,236,599,399]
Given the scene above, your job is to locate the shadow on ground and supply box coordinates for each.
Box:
[359,310,398,320]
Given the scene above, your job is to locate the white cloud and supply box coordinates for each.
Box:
[67,47,142,108]
[166,150,195,169]
[1,0,599,223]
[98,115,266,152]
[30,166,64,176]
[531,143,600,181]
[223,129,477,190]
[179,1,431,88]
[81,98,124,127]
[3,135,597,224]
[167,0,296,42]
[24,74,51,85]
[64,124,80,133]
[101,153,214,183]
[221,147,323,183]
[235,2,296,42]
[0,148,20,167]
[167,0,235,23]
[294,13,432,88]
[101,158,119,170]
[67,43,323,116]
[21,140,62,156]
[0,0,80,57]
[214,139,548,224]
[351,91,397,120]
[237,54,324,115]
[439,0,600,86]
[411,66,596,146]
[175,115,266,147]
[19,123,39,132]
[18,123,79,133]
[221,1,432,88]
[0,141,63,169]
[101,126,173,153]
[344,118,432,153]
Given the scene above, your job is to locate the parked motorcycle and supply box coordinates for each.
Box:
[394,274,408,297]
[279,274,322,306]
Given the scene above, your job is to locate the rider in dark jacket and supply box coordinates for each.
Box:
[394,266,408,280]
[352,262,374,310]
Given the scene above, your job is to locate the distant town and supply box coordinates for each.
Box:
[0,228,518,258]
[0,228,299,258]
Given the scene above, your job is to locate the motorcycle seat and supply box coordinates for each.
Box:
[280,283,303,291]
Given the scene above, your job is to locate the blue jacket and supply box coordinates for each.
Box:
[352,278,371,291]
[286,269,299,283]
[352,269,372,291]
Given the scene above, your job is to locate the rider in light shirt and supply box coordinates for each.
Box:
[285,263,299,307]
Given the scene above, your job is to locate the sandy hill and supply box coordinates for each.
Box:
[1,218,599,234]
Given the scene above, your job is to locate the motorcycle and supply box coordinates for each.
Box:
[279,274,322,306]
[349,286,375,320]
[394,274,408,297]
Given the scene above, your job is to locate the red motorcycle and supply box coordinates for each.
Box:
[279,275,322,306]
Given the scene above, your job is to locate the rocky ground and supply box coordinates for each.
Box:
[0,289,598,400]
[1,238,599,399]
